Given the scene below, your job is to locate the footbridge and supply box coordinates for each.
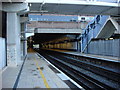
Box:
[27,0,119,15]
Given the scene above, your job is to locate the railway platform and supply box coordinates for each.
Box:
[44,49,120,62]
[1,49,82,89]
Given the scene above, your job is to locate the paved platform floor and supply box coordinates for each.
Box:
[18,53,70,88]
[2,64,21,88]
[45,49,120,61]
[1,52,73,89]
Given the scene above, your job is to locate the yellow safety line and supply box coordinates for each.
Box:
[34,58,50,89]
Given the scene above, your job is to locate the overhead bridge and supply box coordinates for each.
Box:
[27,21,88,33]
[34,28,82,34]
[27,0,119,15]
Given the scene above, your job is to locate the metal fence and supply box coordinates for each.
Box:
[85,39,120,57]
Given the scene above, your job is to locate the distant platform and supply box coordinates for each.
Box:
[42,49,120,62]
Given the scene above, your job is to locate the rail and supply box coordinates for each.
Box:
[35,49,120,89]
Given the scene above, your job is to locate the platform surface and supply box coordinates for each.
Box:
[2,51,72,89]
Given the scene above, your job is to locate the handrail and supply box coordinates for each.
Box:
[83,15,101,35]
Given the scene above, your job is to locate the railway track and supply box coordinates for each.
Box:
[36,49,120,90]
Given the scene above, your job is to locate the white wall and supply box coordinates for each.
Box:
[0,37,6,69]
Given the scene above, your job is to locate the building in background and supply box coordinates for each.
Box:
[29,14,94,22]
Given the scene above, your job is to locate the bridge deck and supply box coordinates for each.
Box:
[28,0,119,15]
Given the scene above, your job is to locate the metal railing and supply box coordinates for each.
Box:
[81,15,110,52]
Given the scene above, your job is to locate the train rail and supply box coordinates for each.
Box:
[35,49,120,89]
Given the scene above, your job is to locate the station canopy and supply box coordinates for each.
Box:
[27,0,119,15]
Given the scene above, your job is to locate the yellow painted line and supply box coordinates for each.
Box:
[34,58,50,89]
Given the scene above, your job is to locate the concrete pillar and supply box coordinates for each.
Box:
[21,34,27,56]
[23,23,27,56]
[21,40,24,57]
[81,36,83,53]
[21,23,24,57]
[77,41,81,52]
[7,13,21,66]
[21,23,27,57]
